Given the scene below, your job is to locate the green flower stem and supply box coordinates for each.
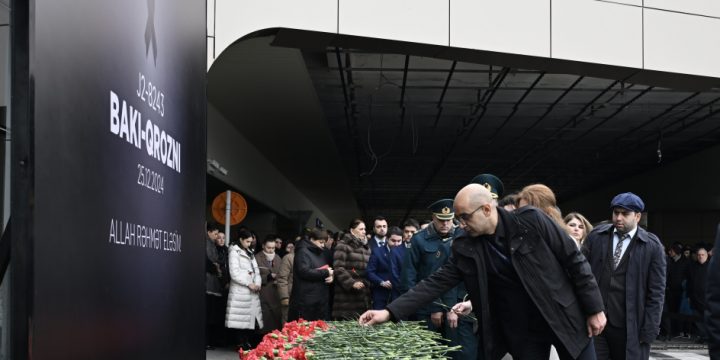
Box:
[432,301,478,321]
[305,321,462,359]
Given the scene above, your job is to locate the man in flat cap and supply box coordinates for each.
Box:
[400,199,477,359]
[361,184,604,360]
[584,192,666,360]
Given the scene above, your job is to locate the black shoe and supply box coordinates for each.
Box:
[205,345,215,350]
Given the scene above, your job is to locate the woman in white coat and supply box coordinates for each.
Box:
[225,229,263,349]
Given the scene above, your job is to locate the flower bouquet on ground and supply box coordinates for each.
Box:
[240,319,460,360]
[240,319,329,360]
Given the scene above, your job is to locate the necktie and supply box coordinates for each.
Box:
[379,241,385,248]
[613,233,629,269]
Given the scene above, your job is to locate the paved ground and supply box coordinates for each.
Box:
[648,337,710,360]
[207,339,711,359]
[648,349,710,359]
[541,347,710,360]
[206,348,238,360]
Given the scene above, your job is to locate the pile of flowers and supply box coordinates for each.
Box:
[240,320,460,360]
[305,321,460,359]
[240,319,329,360]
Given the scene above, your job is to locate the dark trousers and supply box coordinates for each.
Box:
[371,287,398,310]
[289,302,327,322]
[445,320,478,360]
[506,330,596,360]
[421,314,479,360]
[693,309,708,340]
[661,291,683,336]
[230,319,262,349]
[230,329,259,350]
[205,294,224,346]
[595,323,625,360]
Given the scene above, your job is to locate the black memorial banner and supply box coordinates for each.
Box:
[12,0,206,359]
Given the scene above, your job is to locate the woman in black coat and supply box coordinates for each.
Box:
[288,228,334,321]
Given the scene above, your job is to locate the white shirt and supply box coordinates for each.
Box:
[374,236,386,247]
[612,226,638,261]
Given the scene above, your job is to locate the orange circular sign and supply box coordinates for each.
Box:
[212,191,248,225]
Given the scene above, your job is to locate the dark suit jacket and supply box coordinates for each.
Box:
[369,236,385,253]
[584,223,666,359]
[387,207,603,360]
[366,244,402,308]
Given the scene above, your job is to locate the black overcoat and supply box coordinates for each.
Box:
[288,239,332,321]
[584,223,666,359]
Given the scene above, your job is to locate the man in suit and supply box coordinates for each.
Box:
[367,226,404,309]
[584,192,666,360]
[369,215,388,253]
[401,219,419,249]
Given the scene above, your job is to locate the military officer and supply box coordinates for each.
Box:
[401,199,477,360]
[470,173,504,203]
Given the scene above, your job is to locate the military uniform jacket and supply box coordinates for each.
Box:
[400,223,459,315]
[388,207,604,360]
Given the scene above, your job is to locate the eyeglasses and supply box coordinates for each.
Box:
[456,205,484,223]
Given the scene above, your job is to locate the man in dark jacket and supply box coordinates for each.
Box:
[706,223,720,357]
[687,245,709,343]
[288,228,333,321]
[662,241,690,339]
[400,199,477,360]
[360,184,606,360]
[584,192,666,360]
[205,222,223,349]
[366,226,403,309]
[400,199,458,318]
[369,216,389,253]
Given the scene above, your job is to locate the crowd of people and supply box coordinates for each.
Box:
[206,173,720,359]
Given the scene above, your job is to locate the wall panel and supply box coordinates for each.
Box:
[451,0,550,57]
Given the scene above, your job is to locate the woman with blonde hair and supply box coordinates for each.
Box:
[517,184,566,228]
[564,212,593,247]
